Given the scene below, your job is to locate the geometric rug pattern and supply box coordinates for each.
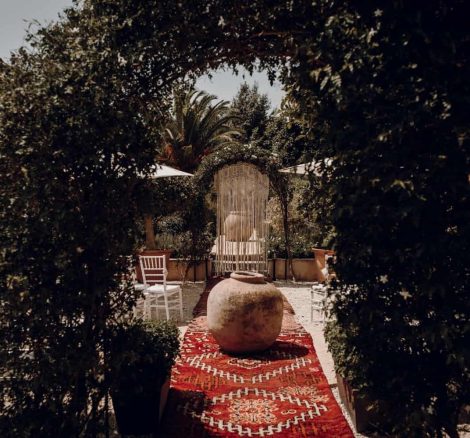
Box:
[160,280,354,437]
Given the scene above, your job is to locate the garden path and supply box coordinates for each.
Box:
[162,279,355,437]
[177,281,367,437]
[173,281,468,438]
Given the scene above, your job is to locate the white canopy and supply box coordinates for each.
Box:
[148,164,193,179]
[279,161,320,176]
[279,159,332,177]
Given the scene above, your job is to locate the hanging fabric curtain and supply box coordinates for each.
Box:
[213,163,270,275]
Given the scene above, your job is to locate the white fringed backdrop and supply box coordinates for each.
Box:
[213,163,270,274]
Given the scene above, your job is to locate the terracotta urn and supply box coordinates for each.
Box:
[224,211,252,241]
[207,271,284,353]
[311,247,335,282]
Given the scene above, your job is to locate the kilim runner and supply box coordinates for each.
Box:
[160,279,354,437]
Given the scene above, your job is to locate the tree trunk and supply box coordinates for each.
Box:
[271,177,294,281]
[282,202,295,281]
[144,214,156,250]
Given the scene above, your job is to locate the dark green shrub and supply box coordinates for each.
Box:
[111,320,180,390]
[110,320,180,435]
[301,3,470,436]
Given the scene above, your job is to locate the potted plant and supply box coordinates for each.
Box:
[325,319,386,434]
[110,320,180,436]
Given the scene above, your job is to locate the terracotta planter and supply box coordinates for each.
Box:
[312,248,335,282]
[269,258,317,281]
[224,211,252,241]
[135,249,173,282]
[112,375,170,436]
[207,271,283,353]
[166,258,211,282]
[336,373,383,433]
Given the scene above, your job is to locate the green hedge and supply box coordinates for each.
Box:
[1,1,468,436]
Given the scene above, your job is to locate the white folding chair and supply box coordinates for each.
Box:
[311,255,333,323]
[139,255,183,321]
[131,269,147,318]
[311,283,328,323]
[118,257,147,318]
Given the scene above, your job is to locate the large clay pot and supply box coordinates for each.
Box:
[207,271,284,353]
[224,211,252,241]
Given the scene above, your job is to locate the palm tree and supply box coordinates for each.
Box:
[162,88,240,172]
[143,89,240,249]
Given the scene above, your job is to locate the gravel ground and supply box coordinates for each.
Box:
[176,281,206,332]
[276,281,368,438]
[134,281,205,334]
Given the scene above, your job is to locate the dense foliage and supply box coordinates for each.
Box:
[299,170,335,249]
[257,113,309,167]
[194,142,279,188]
[267,181,322,258]
[111,320,180,391]
[255,111,318,264]
[0,0,468,436]
[153,186,215,268]
[299,4,469,436]
[0,5,158,435]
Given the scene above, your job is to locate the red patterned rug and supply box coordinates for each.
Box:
[161,280,353,437]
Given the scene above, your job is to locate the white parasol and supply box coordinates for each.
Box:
[148,164,193,178]
[279,159,332,177]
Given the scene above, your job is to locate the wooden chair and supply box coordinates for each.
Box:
[139,255,183,321]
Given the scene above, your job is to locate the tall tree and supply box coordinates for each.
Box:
[230,82,270,143]
[258,113,309,167]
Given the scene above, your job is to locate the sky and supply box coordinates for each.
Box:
[0,0,284,108]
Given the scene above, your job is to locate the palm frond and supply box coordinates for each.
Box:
[162,88,241,172]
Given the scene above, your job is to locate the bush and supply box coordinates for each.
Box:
[110,320,180,435]
[111,320,180,391]
[267,181,326,259]
[304,4,470,436]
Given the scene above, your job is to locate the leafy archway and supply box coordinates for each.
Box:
[194,143,295,278]
[194,144,279,188]
[1,1,468,436]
